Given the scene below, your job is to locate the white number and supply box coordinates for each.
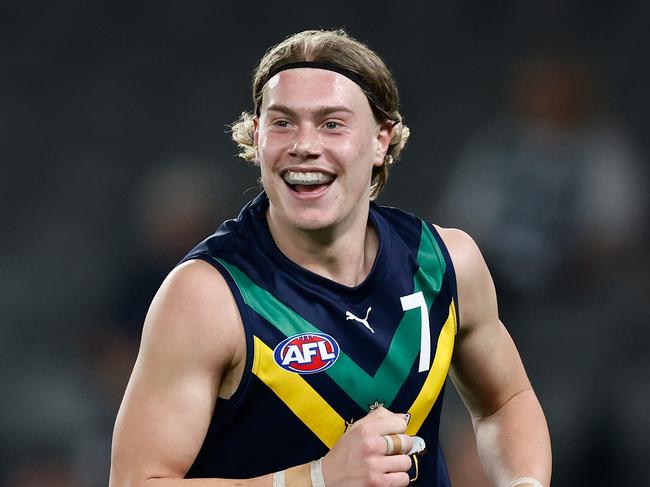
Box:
[400,291,431,372]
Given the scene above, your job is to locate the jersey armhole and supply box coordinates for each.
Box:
[427,223,461,334]
[181,254,255,410]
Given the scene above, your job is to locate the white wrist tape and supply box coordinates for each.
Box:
[272,469,285,487]
[507,477,544,487]
[309,457,326,487]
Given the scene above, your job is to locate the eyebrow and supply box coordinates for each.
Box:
[265,104,355,118]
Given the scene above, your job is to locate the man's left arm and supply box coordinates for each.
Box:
[439,227,552,487]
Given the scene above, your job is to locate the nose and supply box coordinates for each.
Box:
[289,124,321,159]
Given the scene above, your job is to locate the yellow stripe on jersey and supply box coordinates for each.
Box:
[253,299,456,444]
[252,336,346,448]
[406,300,457,435]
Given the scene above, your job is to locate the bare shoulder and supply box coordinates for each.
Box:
[433,225,497,332]
[111,259,245,483]
[433,226,484,270]
[139,258,244,379]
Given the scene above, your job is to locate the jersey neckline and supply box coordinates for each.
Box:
[250,192,393,305]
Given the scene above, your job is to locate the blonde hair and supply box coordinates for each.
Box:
[231,29,410,199]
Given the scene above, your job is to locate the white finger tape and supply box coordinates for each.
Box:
[507,477,544,487]
[408,436,426,455]
[272,469,285,487]
[384,434,394,455]
[310,457,326,487]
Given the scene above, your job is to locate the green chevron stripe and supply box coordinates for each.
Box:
[214,220,446,409]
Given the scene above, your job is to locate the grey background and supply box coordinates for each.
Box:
[1,1,648,485]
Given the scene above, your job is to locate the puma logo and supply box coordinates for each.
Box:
[346,307,374,333]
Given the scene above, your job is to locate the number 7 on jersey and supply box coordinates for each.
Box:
[400,291,431,372]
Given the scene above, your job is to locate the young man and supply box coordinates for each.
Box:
[110,30,551,487]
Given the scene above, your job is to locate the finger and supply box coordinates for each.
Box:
[382,434,413,455]
[347,406,392,431]
[363,406,393,419]
[350,413,408,437]
[368,407,409,426]
[350,408,410,432]
[380,453,412,473]
[360,416,410,439]
[408,435,427,456]
[384,471,411,487]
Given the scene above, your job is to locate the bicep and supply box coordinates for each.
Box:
[450,318,531,418]
[110,260,242,486]
[112,347,217,482]
[440,227,531,418]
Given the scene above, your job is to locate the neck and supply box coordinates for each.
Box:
[266,206,379,287]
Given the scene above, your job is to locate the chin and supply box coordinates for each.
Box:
[288,210,338,232]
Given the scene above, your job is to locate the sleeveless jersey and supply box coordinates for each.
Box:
[180,193,459,486]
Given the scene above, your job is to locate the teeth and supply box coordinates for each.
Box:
[283,171,334,185]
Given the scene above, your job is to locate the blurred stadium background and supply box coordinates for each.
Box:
[1,1,648,485]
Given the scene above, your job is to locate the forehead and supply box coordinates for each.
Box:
[260,68,372,115]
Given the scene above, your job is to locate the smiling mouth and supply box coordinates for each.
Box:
[282,170,336,194]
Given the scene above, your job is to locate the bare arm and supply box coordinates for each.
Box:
[110,259,269,486]
[110,260,415,486]
[440,227,552,487]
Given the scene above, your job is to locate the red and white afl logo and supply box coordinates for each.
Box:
[273,333,340,374]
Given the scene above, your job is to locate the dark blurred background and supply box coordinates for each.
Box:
[1,1,648,485]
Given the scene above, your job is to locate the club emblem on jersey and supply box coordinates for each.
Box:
[368,400,385,411]
[273,333,340,374]
[346,307,374,333]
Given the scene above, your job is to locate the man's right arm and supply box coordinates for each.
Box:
[110,259,265,486]
[110,259,415,487]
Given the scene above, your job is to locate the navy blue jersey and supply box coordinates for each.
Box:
[180,192,458,486]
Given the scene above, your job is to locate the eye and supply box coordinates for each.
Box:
[274,120,290,128]
[324,121,340,129]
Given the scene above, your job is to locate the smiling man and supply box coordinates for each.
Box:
[110,30,551,487]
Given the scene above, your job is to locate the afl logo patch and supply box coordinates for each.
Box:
[273,333,340,374]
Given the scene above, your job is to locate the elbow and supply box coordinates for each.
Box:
[471,386,537,422]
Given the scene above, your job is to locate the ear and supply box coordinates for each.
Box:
[374,120,394,167]
[253,116,260,163]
